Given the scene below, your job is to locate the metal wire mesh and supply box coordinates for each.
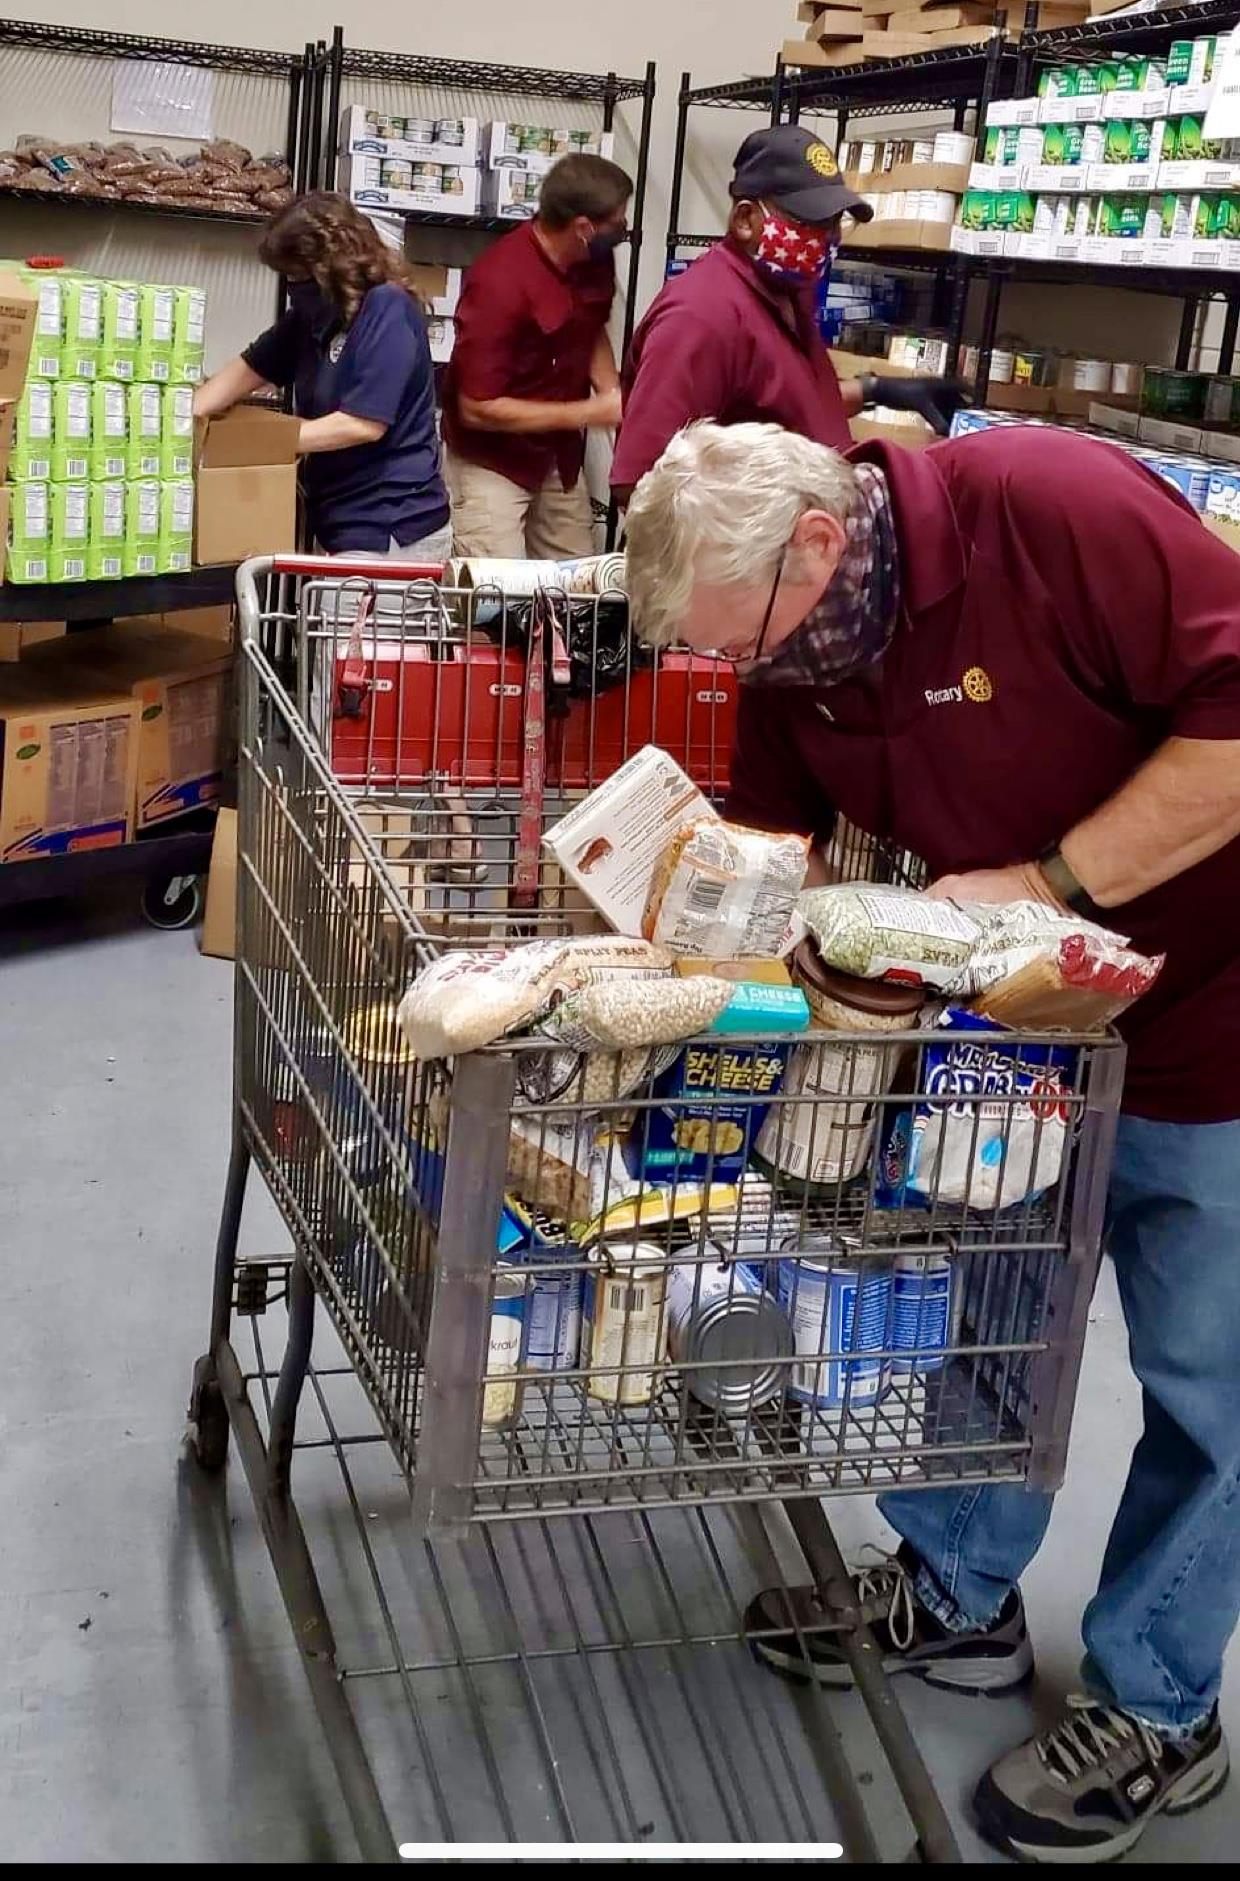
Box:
[233,563,1121,1537]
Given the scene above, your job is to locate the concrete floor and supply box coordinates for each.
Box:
[2,884,1237,1863]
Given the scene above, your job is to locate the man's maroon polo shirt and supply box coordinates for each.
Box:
[442,220,615,493]
[611,239,852,495]
[725,428,1240,1123]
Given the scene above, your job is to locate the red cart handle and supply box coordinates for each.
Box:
[264,555,447,581]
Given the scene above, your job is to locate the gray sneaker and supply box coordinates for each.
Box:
[975,1695,1230,1864]
[745,1545,1034,1695]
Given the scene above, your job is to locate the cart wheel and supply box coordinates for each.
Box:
[187,1358,229,1472]
[141,872,203,931]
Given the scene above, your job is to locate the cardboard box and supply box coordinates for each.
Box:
[0,665,138,863]
[845,161,971,193]
[33,623,231,830]
[884,2,995,28]
[1205,516,1240,556]
[842,218,956,252]
[862,24,995,53]
[804,7,864,35]
[194,407,300,566]
[542,744,712,935]
[782,36,865,66]
[426,315,455,365]
[0,619,64,662]
[480,121,616,174]
[479,167,543,219]
[339,105,481,167]
[406,263,462,317]
[0,269,38,401]
[199,804,237,959]
[849,413,938,448]
[339,151,482,220]
[154,604,235,643]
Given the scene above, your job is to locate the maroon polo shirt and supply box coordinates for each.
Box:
[442,221,615,493]
[610,238,852,497]
[725,428,1240,1124]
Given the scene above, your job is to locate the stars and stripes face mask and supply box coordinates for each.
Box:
[753,204,833,287]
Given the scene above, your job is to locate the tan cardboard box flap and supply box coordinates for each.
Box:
[195,462,298,565]
[842,218,955,252]
[0,270,38,402]
[863,24,995,52]
[1206,517,1240,557]
[196,405,301,470]
[0,619,66,662]
[846,161,971,193]
[850,414,938,449]
[805,10,865,39]
[885,2,995,26]
[200,806,238,959]
[782,36,864,65]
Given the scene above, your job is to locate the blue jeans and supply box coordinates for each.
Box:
[880,1114,1240,1736]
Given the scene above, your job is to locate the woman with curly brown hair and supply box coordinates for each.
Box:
[194,190,449,559]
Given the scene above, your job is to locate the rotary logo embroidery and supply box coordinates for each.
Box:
[805,142,839,178]
[963,665,993,703]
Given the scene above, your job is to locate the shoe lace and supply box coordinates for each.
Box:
[853,1546,917,1651]
[1036,1695,1165,1785]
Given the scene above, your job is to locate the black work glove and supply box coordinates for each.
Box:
[858,373,971,437]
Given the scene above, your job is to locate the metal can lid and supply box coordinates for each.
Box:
[343,1001,414,1067]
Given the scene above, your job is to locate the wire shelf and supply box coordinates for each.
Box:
[1022,0,1240,58]
[339,46,648,104]
[0,16,297,76]
[0,184,266,228]
[686,40,1017,113]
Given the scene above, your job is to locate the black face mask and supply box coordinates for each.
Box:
[584,224,626,261]
[288,279,335,324]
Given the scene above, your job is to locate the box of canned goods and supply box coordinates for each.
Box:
[1204,374,1240,428]
[339,105,481,165]
[481,165,545,219]
[481,120,615,174]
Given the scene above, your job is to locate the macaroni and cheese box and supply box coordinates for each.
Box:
[90,379,128,480]
[61,274,102,380]
[625,1041,790,1183]
[124,478,161,577]
[135,282,176,383]
[126,382,162,478]
[48,479,89,583]
[87,480,125,581]
[100,280,140,382]
[7,479,51,583]
[10,379,53,481]
[50,379,92,482]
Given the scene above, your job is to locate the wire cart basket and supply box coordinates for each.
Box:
[188,554,1126,1863]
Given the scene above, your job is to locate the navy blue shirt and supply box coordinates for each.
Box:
[244,282,448,553]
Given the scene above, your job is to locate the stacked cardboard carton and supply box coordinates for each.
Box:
[785,0,1129,69]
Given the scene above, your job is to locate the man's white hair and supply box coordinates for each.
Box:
[624,420,858,649]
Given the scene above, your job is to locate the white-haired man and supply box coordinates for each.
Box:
[624,419,1240,1865]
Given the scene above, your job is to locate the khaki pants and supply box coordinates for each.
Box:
[445,451,594,560]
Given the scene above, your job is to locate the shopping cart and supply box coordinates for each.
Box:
[188,555,1126,1864]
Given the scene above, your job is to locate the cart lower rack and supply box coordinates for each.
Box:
[188,557,1125,1862]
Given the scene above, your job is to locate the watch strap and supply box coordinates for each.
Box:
[1037,844,1108,924]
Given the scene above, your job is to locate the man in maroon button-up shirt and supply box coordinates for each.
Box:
[611,126,965,504]
[442,153,632,560]
[625,418,1240,1864]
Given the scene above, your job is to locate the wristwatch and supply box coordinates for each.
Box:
[1036,844,1109,923]
[858,373,880,409]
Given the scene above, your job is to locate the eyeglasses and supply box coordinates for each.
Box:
[737,548,785,670]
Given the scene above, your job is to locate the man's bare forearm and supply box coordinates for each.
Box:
[1061,735,1240,907]
[590,329,620,395]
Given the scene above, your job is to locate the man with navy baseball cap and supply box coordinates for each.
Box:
[611,124,967,503]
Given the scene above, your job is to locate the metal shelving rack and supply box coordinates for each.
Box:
[665,31,1019,388]
[319,29,657,360]
[0,20,315,916]
[664,1,1240,404]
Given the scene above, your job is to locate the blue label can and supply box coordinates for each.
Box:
[776,1241,891,1408]
[517,1253,584,1375]
[890,1253,957,1375]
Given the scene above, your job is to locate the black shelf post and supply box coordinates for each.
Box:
[622,62,658,359]
[1220,294,1240,378]
[1176,296,1200,372]
[325,25,344,191]
[666,71,693,280]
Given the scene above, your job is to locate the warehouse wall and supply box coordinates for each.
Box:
[0,2,1204,381]
[0,0,800,366]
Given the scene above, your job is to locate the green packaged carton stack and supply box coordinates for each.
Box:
[4,262,205,584]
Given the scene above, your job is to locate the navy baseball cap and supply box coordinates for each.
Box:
[730,124,873,223]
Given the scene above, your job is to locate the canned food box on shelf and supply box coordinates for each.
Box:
[426,315,454,366]
[339,106,480,167]
[481,166,544,221]
[338,153,482,219]
[985,97,1041,128]
[480,120,615,175]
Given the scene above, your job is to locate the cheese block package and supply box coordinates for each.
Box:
[643,816,809,958]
